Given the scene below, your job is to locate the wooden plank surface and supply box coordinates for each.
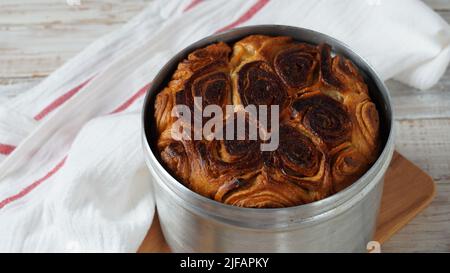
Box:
[0,0,449,252]
[0,0,152,81]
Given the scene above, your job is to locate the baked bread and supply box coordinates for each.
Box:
[154,35,380,208]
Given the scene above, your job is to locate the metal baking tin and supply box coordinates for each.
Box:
[141,25,395,252]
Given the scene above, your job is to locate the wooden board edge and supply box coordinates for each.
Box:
[376,155,437,244]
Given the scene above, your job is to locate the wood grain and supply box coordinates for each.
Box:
[0,1,449,252]
[136,151,436,252]
[374,152,436,244]
[0,0,151,79]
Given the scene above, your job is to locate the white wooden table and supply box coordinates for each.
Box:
[1,0,449,252]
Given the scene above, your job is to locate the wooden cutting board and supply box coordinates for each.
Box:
[138,151,436,252]
[373,152,436,243]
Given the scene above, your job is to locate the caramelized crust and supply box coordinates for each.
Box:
[154,35,380,208]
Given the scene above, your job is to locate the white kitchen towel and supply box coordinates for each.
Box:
[0,0,449,252]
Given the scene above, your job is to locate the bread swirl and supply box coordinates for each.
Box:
[154,35,380,208]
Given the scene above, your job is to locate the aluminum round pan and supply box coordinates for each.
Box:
[141,25,394,228]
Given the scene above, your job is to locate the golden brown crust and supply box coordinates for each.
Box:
[154,35,381,208]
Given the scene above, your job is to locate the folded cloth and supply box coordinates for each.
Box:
[0,0,448,252]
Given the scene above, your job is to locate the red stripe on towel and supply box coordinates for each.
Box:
[0,144,16,155]
[0,157,67,209]
[183,0,203,12]
[0,82,151,210]
[215,0,269,33]
[34,78,92,121]
[110,83,151,114]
